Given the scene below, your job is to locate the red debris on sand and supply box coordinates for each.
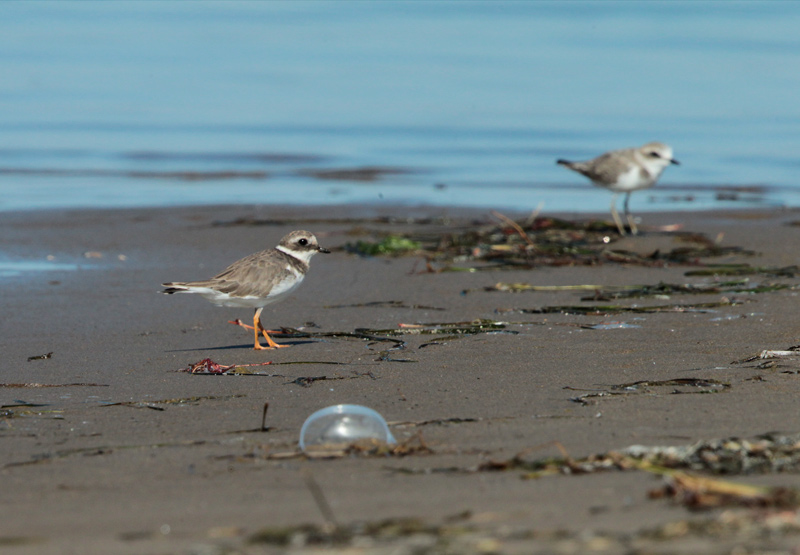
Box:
[181,358,272,374]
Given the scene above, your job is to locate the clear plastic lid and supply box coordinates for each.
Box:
[299,404,396,451]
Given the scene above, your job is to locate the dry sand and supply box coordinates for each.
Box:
[3,204,800,554]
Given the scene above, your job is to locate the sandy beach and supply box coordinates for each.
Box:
[3,203,800,554]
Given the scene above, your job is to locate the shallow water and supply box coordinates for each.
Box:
[0,259,84,278]
[1,1,799,213]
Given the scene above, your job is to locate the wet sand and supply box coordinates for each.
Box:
[3,203,800,554]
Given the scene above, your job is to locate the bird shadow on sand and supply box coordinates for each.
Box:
[165,339,320,353]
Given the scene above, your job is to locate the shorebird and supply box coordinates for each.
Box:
[557,142,679,235]
[162,230,330,350]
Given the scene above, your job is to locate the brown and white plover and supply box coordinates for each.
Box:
[557,142,679,235]
[162,230,330,350]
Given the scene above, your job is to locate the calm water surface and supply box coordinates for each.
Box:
[1,1,799,213]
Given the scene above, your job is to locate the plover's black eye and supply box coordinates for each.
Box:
[648,151,661,158]
[298,238,308,246]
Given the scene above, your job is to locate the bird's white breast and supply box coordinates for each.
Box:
[606,165,653,192]
[265,267,305,302]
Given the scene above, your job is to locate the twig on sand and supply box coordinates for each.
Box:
[491,210,535,247]
[522,201,545,227]
[303,469,338,532]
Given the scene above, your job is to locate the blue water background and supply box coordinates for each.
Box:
[1,1,799,213]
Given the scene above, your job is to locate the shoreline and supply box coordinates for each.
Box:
[0,174,795,218]
[3,203,800,553]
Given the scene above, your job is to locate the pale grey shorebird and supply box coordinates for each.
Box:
[162,230,330,350]
[557,142,679,235]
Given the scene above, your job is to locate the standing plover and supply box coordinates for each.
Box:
[162,230,330,350]
[557,142,679,235]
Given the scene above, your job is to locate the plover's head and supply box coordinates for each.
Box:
[277,230,330,264]
[639,142,680,170]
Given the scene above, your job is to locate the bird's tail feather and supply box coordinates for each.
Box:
[162,282,190,295]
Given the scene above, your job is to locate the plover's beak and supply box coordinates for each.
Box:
[318,246,331,254]
[670,158,680,165]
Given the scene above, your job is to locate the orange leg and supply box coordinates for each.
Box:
[252,308,289,350]
[228,318,256,331]
[229,318,281,334]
